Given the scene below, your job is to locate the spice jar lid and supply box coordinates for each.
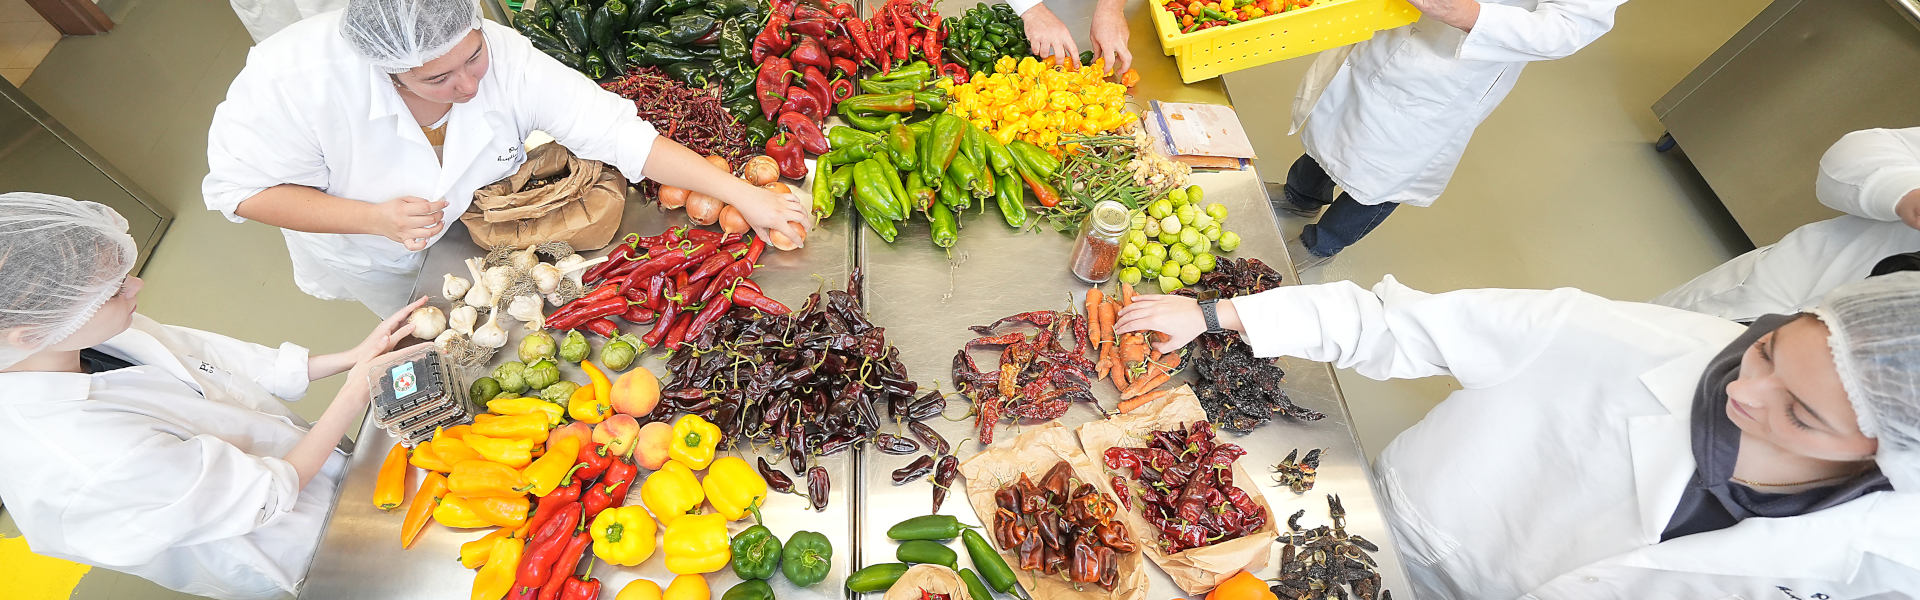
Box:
[1088,200,1130,236]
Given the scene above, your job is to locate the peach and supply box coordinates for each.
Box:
[610,367,661,417]
[548,421,592,452]
[593,414,640,458]
[633,421,674,470]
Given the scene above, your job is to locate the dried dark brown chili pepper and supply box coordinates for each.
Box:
[872,432,920,455]
[759,457,795,494]
[931,454,959,512]
[908,420,948,456]
[807,466,830,511]
[891,455,935,484]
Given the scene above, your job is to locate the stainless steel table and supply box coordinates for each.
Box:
[299,0,1413,595]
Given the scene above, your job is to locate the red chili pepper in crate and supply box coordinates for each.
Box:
[736,278,761,294]
[789,35,832,71]
[789,17,836,39]
[757,57,793,118]
[823,35,857,60]
[843,16,878,62]
[688,252,732,282]
[800,66,834,112]
[830,56,859,78]
[778,111,831,154]
[701,275,743,305]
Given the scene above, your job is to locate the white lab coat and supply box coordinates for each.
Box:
[1233,277,1920,599]
[0,314,345,600]
[226,0,347,43]
[1653,127,1920,321]
[204,11,661,316]
[1290,0,1623,206]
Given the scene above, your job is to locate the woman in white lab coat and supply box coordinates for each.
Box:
[204,0,811,317]
[1278,0,1624,268]
[227,0,347,43]
[1654,127,1920,322]
[0,193,423,600]
[1116,274,1920,598]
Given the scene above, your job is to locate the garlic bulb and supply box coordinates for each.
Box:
[407,306,447,339]
[462,258,494,308]
[484,265,515,298]
[432,329,457,352]
[449,304,478,336]
[442,274,472,302]
[471,306,509,349]
[531,262,563,294]
[510,246,541,272]
[506,294,545,330]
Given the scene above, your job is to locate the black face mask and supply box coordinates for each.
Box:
[1661,314,1894,541]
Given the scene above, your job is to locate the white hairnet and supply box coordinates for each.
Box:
[340,0,482,74]
[0,193,137,369]
[1814,271,1920,491]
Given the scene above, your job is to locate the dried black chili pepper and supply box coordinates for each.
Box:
[891,455,935,484]
[807,466,830,512]
[872,432,919,455]
[759,457,795,494]
[931,454,959,512]
[908,421,949,456]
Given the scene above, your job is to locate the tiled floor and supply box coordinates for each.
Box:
[7,0,1776,598]
[0,0,62,85]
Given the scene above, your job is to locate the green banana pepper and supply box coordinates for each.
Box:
[885,123,919,171]
[846,563,910,593]
[829,164,855,199]
[557,5,593,53]
[853,160,906,221]
[842,111,904,132]
[928,198,957,248]
[896,539,958,568]
[960,122,987,170]
[948,151,994,199]
[871,61,933,81]
[722,580,775,600]
[1007,140,1060,181]
[860,77,926,94]
[828,126,882,149]
[781,531,833,587]
[996,164,1025,228]
[819,142,878,166]
[810,160,837,219]
[730,523,784,580]
[981,129,1017,174]
[871,153,911,217]
[927,113,967,188]
[914,91,948,112]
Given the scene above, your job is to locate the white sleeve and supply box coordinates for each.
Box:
[499,24,660,183]
[202,57,331,223]
[60,433,302,566]
[1231,276,1585,388]
[154,319,312,400]
[1815,127,1920,222]
[1009,0,1045,16]
[1456,0,1625,63]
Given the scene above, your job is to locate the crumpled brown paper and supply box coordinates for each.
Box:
[957,422,1149,600]
[884,564,966,600]
[1076,386,1279,596]
[465,142,625,250]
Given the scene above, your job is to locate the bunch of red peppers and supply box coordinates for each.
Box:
[753,0,863,179]
[1101,420,1270,554]
[548,225,790,351]
[509,440,636,600]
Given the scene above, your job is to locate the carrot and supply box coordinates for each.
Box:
[1120,332,1148,365]
[1086,288,1107,344]
[1121,282,1137,306]
[1122,353,1182,398]
[1118,389,1171,413]
[1122,372,1173,400]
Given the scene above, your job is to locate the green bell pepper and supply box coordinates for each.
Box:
[724,96,761,123]
[654,0,700,16]
[605,44,631,78]
[516,19,571,54]
[730,523,784,580]
[996,164,1025,228]
[583,50,608,79]
[885,123,919,172]
[782,531,833,587]
[664,61,710,87]
[722,580,775,600]
[718,18,751,57]
[557,4,593,53]
[704,0,760,18]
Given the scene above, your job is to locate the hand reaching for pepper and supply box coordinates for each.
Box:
[731,185,812,250]
[1022,5,1079,63]
[1089,0,1131,76]
[1113,294,1242,354]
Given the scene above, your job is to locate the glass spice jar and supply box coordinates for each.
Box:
[1070,200,1131,283]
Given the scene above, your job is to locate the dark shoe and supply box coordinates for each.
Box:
[1266,182,1323,218]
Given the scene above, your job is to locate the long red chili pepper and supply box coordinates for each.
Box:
[701,275,743,305]
[586,317,622,338]
[737,278,762,294]
[729,286,791,315]
[619,250,694,290]
[647,274,669,312]
[620,305,657,325]
[537,530,593,600]
[641,301,679,349]
[688,252,733,282]
[718,241,748,259]
[664,316,693,350]
[581,234,641,282]
[683,228,721,244]
[515,502,581,595]
[843,16,877,62]
[686,288,735,332]
[525,481,581,537]
[682,279,711,307]
[552,284,622,321]
[893,4,911,61]
[582,457,638,521]
[549,295,631,331]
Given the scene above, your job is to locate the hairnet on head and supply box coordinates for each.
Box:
[1813,271,1920,491]
[0,192,137,369]
[340,0,482,74]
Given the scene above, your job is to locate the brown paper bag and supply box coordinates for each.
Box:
[1075,386,1279,595]
[464,143,625,250]
[956,422,1149,600]
[882,565,966,600]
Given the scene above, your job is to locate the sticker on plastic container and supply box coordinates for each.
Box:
[391,362,417,399]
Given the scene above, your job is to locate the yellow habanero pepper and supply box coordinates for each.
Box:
[641,460,705,525]
[434,496,497,529]
[661,513,731,575]
[472,413,551,443]
[590,505,658,566]
[701,456,768,521]
[448,460,531,497]
[567,382,611,424]
[459,527,519,569]
[523,436,582,497]
[1017,56,1043,78]
[995,56,1017,73]
[668,414,720,470]
[488,396,564,427]
[471,530,524,600]
[464,434,534,468]
[1049,91,1082,111]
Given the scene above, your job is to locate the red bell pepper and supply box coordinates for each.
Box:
[575,442,612,481]
[830,78,856,103]
[941,62,969,83]
[778,111,831,154]
[756,57,794,120]
[788,35,831,72]
[582,456,637,521]
[781,86,826,122]
[829,2,854,19]
[766,132,808,179]
[771,0,795,19]
[799,66,834,113]
[824,36,857,60]
[789,17,835,39]
[560,574,601,600]
[756,15,792,56]
[794,2,832,21]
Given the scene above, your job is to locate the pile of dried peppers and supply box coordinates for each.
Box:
[1102,420,1270,554]
[992,461,1135,590]
[951,309,1096,445]
[1172,257,1326,431]
[602,67,758,168]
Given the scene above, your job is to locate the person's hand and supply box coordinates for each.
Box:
[1897,188,1920,232]
[1089,3,1131,76]
[1404,0,1480,31]
[1114,294,1222,354]
[373,196,448,251]
[346,296,427,365]
[731,186,812,250]
[1023,5,1079,63]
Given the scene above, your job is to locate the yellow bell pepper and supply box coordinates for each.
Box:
[465,434,534,468]
[488,396,565,427]
[641,460,705,525]
[434,496,497,529]
[459,527,519,569]
[524,436,582,497]
[568,382,611,424]
[471,530,524,600]
[589,505,658,566]
[616,580,663,600]
[660,513,731,575]
[409,439,455,473]
[668,414,719,470]
[663,574,708,600]
[473,413,552,443]
[448,460,531,497]
[701,456,767,521]
[431,433,484,467]
[466,495,530,528]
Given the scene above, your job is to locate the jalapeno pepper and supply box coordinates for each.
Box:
[845,563,910,593]
[896,540,958,569]
[963,529,1017,593]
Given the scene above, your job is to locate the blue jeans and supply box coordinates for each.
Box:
[1284,154,1399,258]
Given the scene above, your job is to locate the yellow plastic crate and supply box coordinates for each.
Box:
[1150,0,1420,83]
